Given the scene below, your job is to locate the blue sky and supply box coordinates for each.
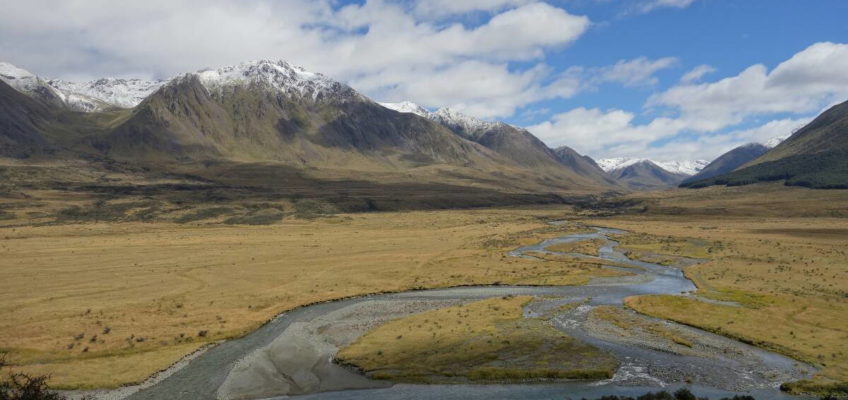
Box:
[1,0,847,161]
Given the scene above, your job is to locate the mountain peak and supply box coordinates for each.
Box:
[597,157,708,176]
[192,59,356,101]
[430,107,502,135]
[379,101,431,117]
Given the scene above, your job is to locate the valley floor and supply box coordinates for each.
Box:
[0,186,846,395]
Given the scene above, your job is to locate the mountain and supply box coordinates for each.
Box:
[680,133,789,186]
[101,61,497,170]
[380,101,612,187]
[683,100,848,189]
[48,78,164,111]
[0,79,54,157]
[597,157,708,176]
[608,160,691,190]
[0,62,66,108]
[552,146,618,186]
[0,58,619,212]
[0,62,163,112]
[681,143,770,185]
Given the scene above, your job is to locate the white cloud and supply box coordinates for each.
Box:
[636,0,699,14]
[649,42,848,127]
[593,56,678,87]
[0,0,591,119]
[529,42,848,161]
[679,64,715,83]
[413,0,534,18]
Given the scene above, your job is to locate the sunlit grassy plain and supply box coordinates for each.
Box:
[336,296,618,382]
[0,206,622,388]
[587,185,848,394]
[0,183,846,394]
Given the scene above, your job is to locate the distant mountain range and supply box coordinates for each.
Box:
[2,58,843,202]
[682,100,848,189]
[0,60,618,210]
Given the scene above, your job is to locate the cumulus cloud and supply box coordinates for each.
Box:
[529,42,848,160]
[0,0,591,118]
[649,42,848,127]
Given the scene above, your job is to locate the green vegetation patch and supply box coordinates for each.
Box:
[336,296,618,383]
[682,149,848,190]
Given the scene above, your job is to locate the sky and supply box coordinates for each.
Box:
[1,0,847,161]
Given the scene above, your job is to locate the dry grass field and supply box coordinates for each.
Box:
[336,296,618,382]
[0,206,625,389]
[587,214,848,393]
[544,238,606,257]
[1,182,846,394]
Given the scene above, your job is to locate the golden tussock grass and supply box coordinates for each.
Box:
[336,296,617,382]
[589,212,848,391]
[0,207,616,389]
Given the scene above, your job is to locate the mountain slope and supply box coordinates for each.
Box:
[553,146,618,186]
[380,102,612,188]
[1,61,164,112]
[0,79,54,157]
[610,160,690,190]
[681,143,770,185]
[101,63,494,172]
[683,100,848,189]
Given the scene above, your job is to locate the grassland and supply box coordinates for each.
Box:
[544,238,606,257]
[0,207,627,389]
[587,212,848,394]
[336,296,618,382]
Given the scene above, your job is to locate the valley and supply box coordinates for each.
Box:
[1,14,847,400]
[1,187,846,400]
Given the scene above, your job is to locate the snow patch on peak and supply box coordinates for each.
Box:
[48,78,165,109]
[598,157,708,175]
[1,61,164,111]
[380,101,431,117]
[430,107,502,134]
[763,134,789,148]
[597,158,642,172]
[193,60,355,101]
[653,160,709,175]
[0,62,56,97]
[0,62,36,80]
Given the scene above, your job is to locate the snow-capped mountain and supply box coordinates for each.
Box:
[763,134,789,148]
[596,158,641,173]
[380,101,502,138]
[192,60,359,102]
[0,61,66,107]
[0,61,163,112]
[429,107,503,137]
[48,78,165,110]
[0,62,47,94]
[654,160,710,176]
[379,101,430,117]
[598,157,708,176]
